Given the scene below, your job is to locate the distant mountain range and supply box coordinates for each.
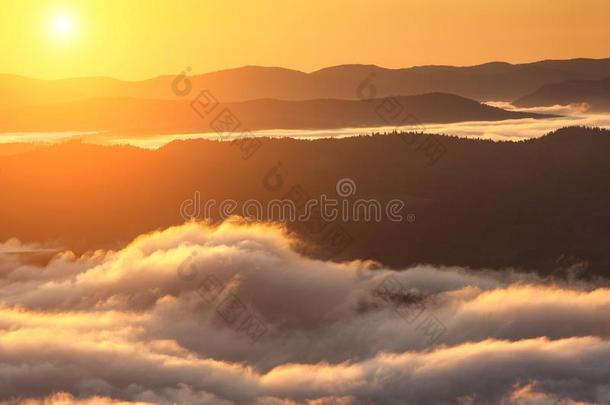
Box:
[0,93,552,133]
[514,76,610,111]
[1,126,610,276]
[2,58,610,108]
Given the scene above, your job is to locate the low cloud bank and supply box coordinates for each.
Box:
[1,220,609,404]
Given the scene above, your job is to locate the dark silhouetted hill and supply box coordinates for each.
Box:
[514,76,610,111]
[0,93,552,133]
[1,126,610,277]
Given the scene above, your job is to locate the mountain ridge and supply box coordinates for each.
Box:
[0,92,554,133]
[1,126,610,276]
[514,76,610,111]
[2,57,610,107]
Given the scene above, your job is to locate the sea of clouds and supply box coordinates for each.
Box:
[1,220,610,404]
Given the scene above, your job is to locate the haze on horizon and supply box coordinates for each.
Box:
[2,0,610,80]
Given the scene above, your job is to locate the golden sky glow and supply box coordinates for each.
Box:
[49,11,75,40]
[1,0,610,80]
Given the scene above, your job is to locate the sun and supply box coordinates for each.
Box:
[49,13,75,40]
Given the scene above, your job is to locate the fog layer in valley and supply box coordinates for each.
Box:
[1,221,609,404]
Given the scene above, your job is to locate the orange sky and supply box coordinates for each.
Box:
[1,0,610,80]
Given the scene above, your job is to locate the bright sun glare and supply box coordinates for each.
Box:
[50,13,75,40]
